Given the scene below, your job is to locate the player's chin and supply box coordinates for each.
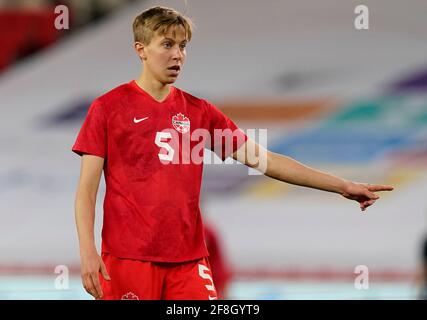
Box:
[160,73,177,82]
[163,77,178,84]
[165,70,181,82]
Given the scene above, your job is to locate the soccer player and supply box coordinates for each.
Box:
[72,6,394,300]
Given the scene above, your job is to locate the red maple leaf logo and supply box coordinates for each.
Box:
[173,113,188,122]
[172,113,190,133]
[121,292,139,300]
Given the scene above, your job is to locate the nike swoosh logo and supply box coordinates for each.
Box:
[208,296,217,300]
[133,116,149,123]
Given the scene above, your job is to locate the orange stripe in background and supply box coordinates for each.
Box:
[216,99,339,122]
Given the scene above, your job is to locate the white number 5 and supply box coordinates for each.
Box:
[198,264,215,292]
[155,132,174,161]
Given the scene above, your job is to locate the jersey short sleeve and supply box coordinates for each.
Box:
[72,99,107,158]
[205,100,248,161]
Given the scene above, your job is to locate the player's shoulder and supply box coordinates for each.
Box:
[89,81,135,116]
[96,81,133,104]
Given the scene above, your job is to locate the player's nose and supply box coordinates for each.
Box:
[172,47,184,60]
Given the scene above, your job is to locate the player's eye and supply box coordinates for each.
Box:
[180,43,187,49]
[163,42,172,48]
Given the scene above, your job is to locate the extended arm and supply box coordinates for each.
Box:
[232,137,394,211]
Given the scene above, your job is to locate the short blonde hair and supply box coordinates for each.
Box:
[132,6,194,44]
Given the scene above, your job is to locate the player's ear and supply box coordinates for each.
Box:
[134,41,147,61]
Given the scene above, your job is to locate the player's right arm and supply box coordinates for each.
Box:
[74,154,110,299]
[231,137,394,211]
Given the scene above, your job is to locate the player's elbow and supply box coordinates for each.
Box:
[245,148,270,174]
[264,151,281,178]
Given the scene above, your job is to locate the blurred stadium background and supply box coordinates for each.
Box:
[1,0,427,299]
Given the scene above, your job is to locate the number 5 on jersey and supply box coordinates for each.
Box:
[155,132,174,162]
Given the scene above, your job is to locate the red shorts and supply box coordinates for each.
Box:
[98,253,218,300]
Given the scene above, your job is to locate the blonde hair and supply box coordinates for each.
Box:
[132,6,194,44]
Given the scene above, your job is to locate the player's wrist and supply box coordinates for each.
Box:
[340,180,356,196]
[79,243,98,257]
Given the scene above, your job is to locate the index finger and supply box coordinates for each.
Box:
[367,185,394,192]
[90,272,103,299]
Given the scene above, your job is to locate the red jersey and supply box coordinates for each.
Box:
[72,80,247,263]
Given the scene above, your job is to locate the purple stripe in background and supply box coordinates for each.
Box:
[390,67,427,92]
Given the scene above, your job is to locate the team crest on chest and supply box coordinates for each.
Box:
[121,292,139,300]
[172,113,190,134]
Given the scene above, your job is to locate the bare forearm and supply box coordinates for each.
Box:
[75,192,97,253]
[265,151,349,194]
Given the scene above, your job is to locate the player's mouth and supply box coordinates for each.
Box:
[167,65,181,76]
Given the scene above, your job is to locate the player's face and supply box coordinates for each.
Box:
[142,26,188,85]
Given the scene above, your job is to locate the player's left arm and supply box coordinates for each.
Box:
[231,137,394,211]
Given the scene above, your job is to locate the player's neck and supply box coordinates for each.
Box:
[136,74,171,103]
